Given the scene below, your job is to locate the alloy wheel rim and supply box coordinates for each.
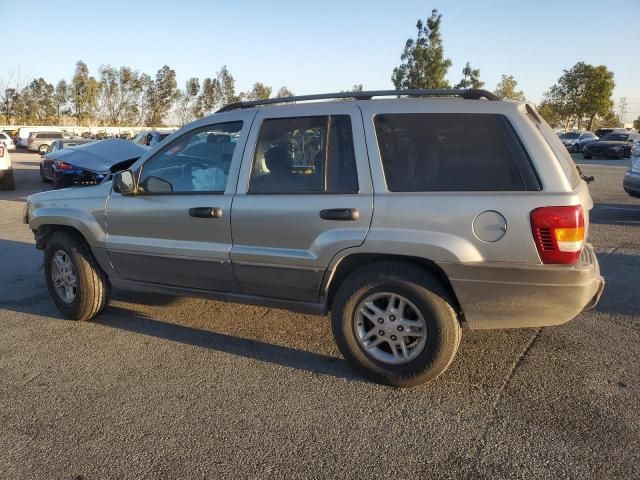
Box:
[51,250,77,303]
[353,292,427,365]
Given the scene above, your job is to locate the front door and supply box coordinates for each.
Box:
[105,113,254,292]
[230,103,373,302]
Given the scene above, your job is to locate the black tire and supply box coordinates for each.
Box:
[583,154,592,159]
[331,261,461,387]
[43,231,110,321]
[2,170,15,190]
[39,165,52,183]
[38,144,49,154]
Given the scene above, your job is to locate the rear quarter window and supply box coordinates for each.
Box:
[374,113,539,192]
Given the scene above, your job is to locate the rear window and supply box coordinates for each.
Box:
[374,113,538,192]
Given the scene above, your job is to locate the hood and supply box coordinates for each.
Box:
[45,138,148,173]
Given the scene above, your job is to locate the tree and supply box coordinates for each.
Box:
[537,101,563,128]
[0,70,30,124]
[542,62,615,130]
[275,86,294,98]
[593,110,621,130]
[454,62,483,89]
[217,65,239,106]
[145,65,178,126]
[53,80,69,122]
[70,61,100,125]
[634,116,640,132]
[22,78,56,124]
[243,82,272,101]
[175,77,200,126]
[493,74,525,101]
[392,9,451,90]
[97,66,147,126]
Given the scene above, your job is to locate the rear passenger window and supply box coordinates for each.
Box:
[374,114,536,192]
[249,115,358,194]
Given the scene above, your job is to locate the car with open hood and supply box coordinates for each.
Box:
[39,138,148,188]
[582,131,640,159]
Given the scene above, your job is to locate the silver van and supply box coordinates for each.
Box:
[25,90,604,386]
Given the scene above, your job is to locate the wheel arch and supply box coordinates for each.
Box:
[35,224,90,251]
[323,253,465,323]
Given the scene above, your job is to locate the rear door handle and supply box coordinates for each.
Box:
[189,207,223,218]
[319,208,360,221]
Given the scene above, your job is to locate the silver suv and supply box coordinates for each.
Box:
[25,90,604,386]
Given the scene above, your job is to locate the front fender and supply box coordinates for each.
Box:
[27,184,110,248]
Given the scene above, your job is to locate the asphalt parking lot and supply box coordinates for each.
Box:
[1,150,639,479]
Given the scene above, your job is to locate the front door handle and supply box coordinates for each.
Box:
[189,207,223,218]
[319,208,360,221]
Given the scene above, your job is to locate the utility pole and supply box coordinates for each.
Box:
[618,97,628,125]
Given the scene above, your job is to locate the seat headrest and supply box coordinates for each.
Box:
[264,145,291,175]
[207,133,231,144]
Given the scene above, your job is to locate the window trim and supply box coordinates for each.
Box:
[247,114,360,196]
[373,112,541,193]
[134,121,243,196]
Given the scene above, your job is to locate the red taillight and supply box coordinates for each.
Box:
[531,206,585,264]
[28,137,34,145]
[56,160,73,171]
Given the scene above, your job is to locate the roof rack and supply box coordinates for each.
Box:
[217,88,500,113]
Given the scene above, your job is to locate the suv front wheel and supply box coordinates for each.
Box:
[44,231,111,320]
[332,262,461,387]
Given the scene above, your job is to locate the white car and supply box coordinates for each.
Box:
[0,132,16,150]
[0,144,15,190]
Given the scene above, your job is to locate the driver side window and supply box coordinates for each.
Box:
[139,122,242,194]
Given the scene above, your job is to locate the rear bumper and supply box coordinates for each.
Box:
[440,244,604,329]
[623,171,640,198]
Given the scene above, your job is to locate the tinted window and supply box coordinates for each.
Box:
[139,122,242,194]
[249,115,358,194]
[602,133,629,141]
[375,114,533,192]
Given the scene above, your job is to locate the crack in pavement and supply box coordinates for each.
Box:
[473,327,543,471]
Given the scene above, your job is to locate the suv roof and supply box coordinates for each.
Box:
[217,88,500,113]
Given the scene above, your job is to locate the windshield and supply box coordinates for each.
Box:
[560,132,580,139]
[602,133,629,141]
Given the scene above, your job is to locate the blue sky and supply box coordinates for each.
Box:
[2,0,639,121]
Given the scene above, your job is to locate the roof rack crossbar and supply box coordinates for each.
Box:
[216,88,499,113]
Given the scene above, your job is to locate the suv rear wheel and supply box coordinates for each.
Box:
[44,231,111,320]
[38,144,49,154]
[331,261,461,387]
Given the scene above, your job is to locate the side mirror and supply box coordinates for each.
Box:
[113,170,136,195]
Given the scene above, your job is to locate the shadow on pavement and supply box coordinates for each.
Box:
[590,203,640,227]
[93,306,361,383]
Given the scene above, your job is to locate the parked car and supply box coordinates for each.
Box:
[623,142,640,198]
[132,130,172,148]
[80,131,93,139]
[39,139,147,188]
[0,131,16,150]
[0,144,14,190]
[582,131,640,159]
[27,131,64,153]
[25,89,604,387]
[39,139,96,182]
[559,131,598,153]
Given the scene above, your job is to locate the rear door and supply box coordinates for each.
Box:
[230,103,373,302]
[104,112,254,292]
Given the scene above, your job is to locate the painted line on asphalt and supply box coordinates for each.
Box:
[594,205,640,212]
